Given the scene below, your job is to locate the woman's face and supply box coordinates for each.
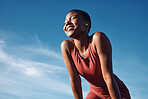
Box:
[63,12,87,38]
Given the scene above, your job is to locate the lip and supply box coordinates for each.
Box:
[66,25,74,31]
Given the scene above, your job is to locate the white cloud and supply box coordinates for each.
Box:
[24,67,41,76]
[0,38,65,77]
[0,36,72,98]
[0,74,72,98]
[27,47,63,60]
[0,39,6,44]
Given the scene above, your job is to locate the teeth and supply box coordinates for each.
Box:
[67,27,73,31]
[67,27,71,31]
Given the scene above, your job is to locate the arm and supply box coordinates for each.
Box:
[94,32,121,99]
[61,40,83,99]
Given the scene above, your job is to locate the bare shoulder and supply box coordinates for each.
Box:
[92,32,109,42]
[91,32,112,53]
[61,39,74,54]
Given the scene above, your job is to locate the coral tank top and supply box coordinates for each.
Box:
[71,41,128,92]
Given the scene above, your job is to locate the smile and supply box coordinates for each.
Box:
[67,27,74,31]
[66,25,74,31]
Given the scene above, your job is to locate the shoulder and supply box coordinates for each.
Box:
[91,32,112,53]
[92,32,109,42]
[61,39,74,54]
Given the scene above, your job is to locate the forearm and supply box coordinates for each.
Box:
[105,77,121,99]
[61,41,83,99]
[70,78,83,99]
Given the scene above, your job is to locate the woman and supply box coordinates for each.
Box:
[61,9,131,99]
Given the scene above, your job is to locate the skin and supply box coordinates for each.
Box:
[61,11,122,99]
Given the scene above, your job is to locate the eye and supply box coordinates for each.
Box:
[71,16,77,20]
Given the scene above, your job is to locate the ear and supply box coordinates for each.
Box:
[85,21,90,27]
[85,21,91,32]
[86,23,89,26]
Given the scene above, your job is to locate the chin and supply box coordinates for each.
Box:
[66,31,76,38]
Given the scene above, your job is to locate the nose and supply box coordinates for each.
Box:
[63,21,71,31]
[65,16,74,25]
[65,20,72,26]
[64,18,73,31]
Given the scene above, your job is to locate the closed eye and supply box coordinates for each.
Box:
[71,16,78,20]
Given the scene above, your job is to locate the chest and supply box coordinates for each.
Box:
[72,48,102,78]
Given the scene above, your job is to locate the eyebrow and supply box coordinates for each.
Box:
[66,14,79,20]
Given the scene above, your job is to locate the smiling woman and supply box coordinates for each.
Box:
[63,10,91,39]
[61,9,131,99]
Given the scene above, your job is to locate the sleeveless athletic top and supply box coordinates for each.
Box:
[71,41,130,99]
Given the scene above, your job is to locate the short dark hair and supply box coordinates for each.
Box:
[69,9,91,33]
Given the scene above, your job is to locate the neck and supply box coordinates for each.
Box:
[74,34,89,52]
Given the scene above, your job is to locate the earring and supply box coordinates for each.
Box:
[86,23,88,26]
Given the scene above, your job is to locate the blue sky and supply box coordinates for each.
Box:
[0,0,148,99]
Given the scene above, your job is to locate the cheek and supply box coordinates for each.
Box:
[76,24,85,31]
[63,25,66,32]
[74,21,85,29]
